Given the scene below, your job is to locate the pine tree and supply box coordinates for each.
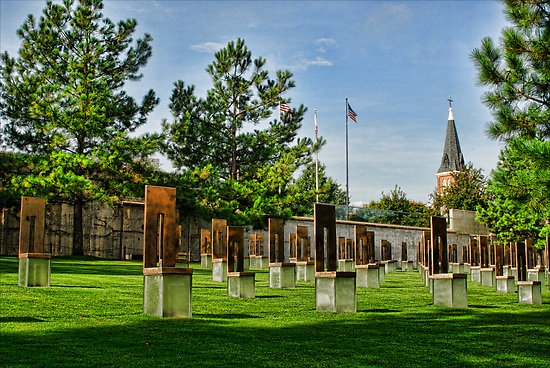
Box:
[0,0,159,255]
[162,38,319,223]
[470,0,550,246]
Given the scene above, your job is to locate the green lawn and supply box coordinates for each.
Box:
[1,256,549,367]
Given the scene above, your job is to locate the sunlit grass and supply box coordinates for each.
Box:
[1,256,549,367]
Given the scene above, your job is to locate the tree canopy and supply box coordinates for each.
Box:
[162,38,322,226]
[471,0,550,247]
[430,162,488,214]
[0,0,159,254]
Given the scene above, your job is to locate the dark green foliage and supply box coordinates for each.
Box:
[0,0,160,254]
[356,185,435,227]
[162,39,321,225]
[471,0,550,247]
[431,163,488,213]
[289,161,347,217]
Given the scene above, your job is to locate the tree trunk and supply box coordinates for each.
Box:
[73,198,84,256]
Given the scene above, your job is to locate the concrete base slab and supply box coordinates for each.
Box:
[296,261,315,282]
[18,253,51,287]
[470,266,481,282]
[401,261,413,272]
[496,276,515,293]
[517,281,542,305]
[143,267,193,318]
[337,260,355,272]
[377,264,386,283]
[451,263,465,274]
[356,264,379,288]
[480,268,495,287]
[212,259,227,282]
[269,263,296,288]
[253,256,268,269]
[315,272,356,313]
[430,273,468,308]
[227,272,255,298]
[201,254,212,268]
[527,269,546,287]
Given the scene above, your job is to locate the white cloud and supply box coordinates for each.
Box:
[307,56,333,67]
[190,42,226,54]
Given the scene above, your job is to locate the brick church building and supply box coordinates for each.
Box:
[436,98,465,194]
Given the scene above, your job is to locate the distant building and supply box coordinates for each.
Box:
[436,98,465,194]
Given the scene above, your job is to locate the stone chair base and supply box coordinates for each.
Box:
[517,281,542,305]
[496,275,515,293]
[269,263,296,288]
[143,267,193,318]
[18,253,51,287]
[355,264,380,288]
[212,259,227,282]
[480,268,495,287]
[401,261,413,272]
[227,272,255,298]
[430,273,468,309]
[296,261,315,282]
[201,254,212,268]
[315,272,356,313]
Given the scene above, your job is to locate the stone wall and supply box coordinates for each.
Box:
[448,209,491,235]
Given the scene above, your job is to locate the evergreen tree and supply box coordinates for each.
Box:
[162,38,319,224]
[430,162,488,213]
[470,0,550,247]
[289,161,346,217]
[0,0,159,255]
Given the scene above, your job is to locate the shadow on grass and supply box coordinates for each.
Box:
[2,309,549,368]
[0,316,46,323]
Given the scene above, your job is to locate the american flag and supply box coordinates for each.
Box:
[347,103,357,123]
[280,103,290,113]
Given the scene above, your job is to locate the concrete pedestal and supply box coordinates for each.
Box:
[470,266,481,282]
[385,260,397,273]
[269,263,296,288]
[463,263,471,274]
[401,261,413,272]
[253,256,268,269]
[496,276,515,293]
[201,254,212,268]
[337,260,355,272]
[451,263,465,274]
[430,273,468,308]
[510,267,517,278]
[377,263,386,283]
[243,256,250,271]
[227,272,255,298]
[315,272,356,313]
[527,269,546,287]
[18,253,51,287]
[143,267,193,318]
[212,259,227,282]
[296,261,315,282]
[355,264,379,288]
[517,281,542,305]
[422,266,429,287]
[480,268,495,287]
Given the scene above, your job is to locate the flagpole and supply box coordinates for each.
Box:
[345,98,349,219]
[314,109,319,203]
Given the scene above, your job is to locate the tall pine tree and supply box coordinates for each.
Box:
[0,0,159,255]
[163,38,319,224]
[471,0,550,246]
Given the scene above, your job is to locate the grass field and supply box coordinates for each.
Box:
[1,256,549,367]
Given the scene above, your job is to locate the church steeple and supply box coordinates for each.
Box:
[436,97,465,193]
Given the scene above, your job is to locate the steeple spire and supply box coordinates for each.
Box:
[437,97,464,174]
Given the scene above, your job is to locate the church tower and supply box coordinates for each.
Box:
[436,97,465,194]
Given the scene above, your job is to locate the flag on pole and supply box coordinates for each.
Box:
[347,103,357,123]
[280,103,290,113]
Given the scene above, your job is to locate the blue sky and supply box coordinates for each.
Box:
[1,0,509,205]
